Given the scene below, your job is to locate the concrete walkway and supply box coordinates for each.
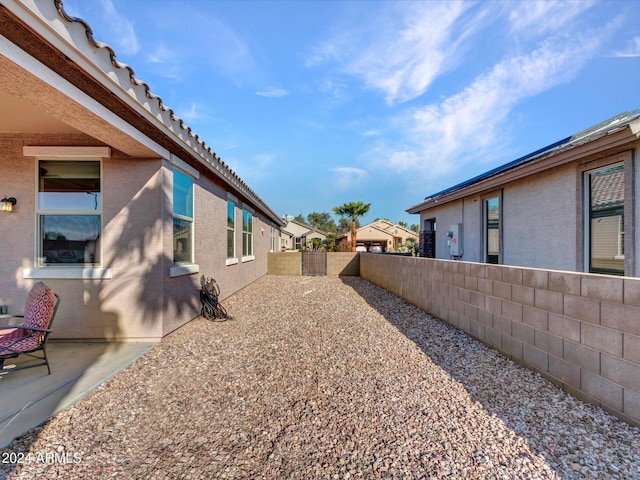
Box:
[0,341,155,447]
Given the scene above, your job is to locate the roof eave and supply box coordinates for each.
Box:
[407,120,640,214]
[4,0,284,226]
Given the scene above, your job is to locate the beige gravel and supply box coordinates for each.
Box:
[1,275,639,479]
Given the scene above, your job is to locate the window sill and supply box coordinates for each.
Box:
[170,264,200,277]
[23,267,112,279]
[241,255,255,263]
[226,258,239,266]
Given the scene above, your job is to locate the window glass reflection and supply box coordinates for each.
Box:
[173,218,192,263]
[39,161,100,211]
[485,197,499,264]
[589,164,624,275]
[41,215,100,264]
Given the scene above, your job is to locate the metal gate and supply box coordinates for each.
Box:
[302,251,327,276]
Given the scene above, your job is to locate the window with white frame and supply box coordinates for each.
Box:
[173,169,194,264]
[242,208,253,258]
[37,160,101,266]
[586,164,624,275]
[227,200,236,259]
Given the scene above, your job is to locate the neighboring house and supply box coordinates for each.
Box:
[281,220,327,251]
[0,0,283,341]
[280,229,295,251]
[407,111,640,276]
[337,219,418,252]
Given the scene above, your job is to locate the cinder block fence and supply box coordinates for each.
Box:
[360,254,640,428]
[268,252,360,276]
[268,252,640,427]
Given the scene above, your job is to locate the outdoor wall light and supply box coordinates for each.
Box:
[1,197,16,212]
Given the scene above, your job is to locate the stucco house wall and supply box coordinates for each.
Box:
[461,198,481,263]
[0,0,283,341]
[338,219,418,252]
[418,200,481,261]
[501,165,578,270]
[355,225,393,248]
[0,137,166,340]
[409,113,640,276]
[281,220,327,250]
[280,230,294,251]
[284,221,312,238]
[161,165,278,337]
[423,165,579,270]
[0,136,281,341]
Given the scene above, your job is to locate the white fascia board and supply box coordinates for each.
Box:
[9,2,227,169]
[5,1,168,147]
[7,1,153,120]
[170,154,200,179]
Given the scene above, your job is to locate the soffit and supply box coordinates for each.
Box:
[0,88,78,134]
[0,54,158,157]
[0,3,158,157]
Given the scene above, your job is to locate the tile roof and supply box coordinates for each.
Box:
[51,0,283,226]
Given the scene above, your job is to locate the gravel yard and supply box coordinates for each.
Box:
[2,275,640,479]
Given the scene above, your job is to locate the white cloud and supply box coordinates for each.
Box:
[307,1,483,104]
[362,130,380,137]
[306,0,605,110]
[380,28,613,179]
[256,88,289,98]
[508,0,596,37]
[330,167,368,190]
[179,102,212,123]
[142,7,257,86]
[148,43,173,64]
[99,0,139,55]
[145,43,185,80]
[253,153,276,169]
[209,30,254,76]
[228,153,277,183]
[614,36,640,57]
[318,78,350,102]
[349,2,469,104]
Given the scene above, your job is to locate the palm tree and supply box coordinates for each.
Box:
[333,201,371,252]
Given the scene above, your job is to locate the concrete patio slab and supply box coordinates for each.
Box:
[0,341,156,448]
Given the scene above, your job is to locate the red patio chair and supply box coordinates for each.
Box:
[0,282,60,375]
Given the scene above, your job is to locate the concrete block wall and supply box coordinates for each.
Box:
[268,252,301,275]
[268,252,360,276]
[327,253,360,276]
[360,254,640,427]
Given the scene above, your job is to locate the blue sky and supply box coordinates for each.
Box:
[62,0,640,227]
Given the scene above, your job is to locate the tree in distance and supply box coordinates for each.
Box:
[332,201,372,252]
[306,211,338,234]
